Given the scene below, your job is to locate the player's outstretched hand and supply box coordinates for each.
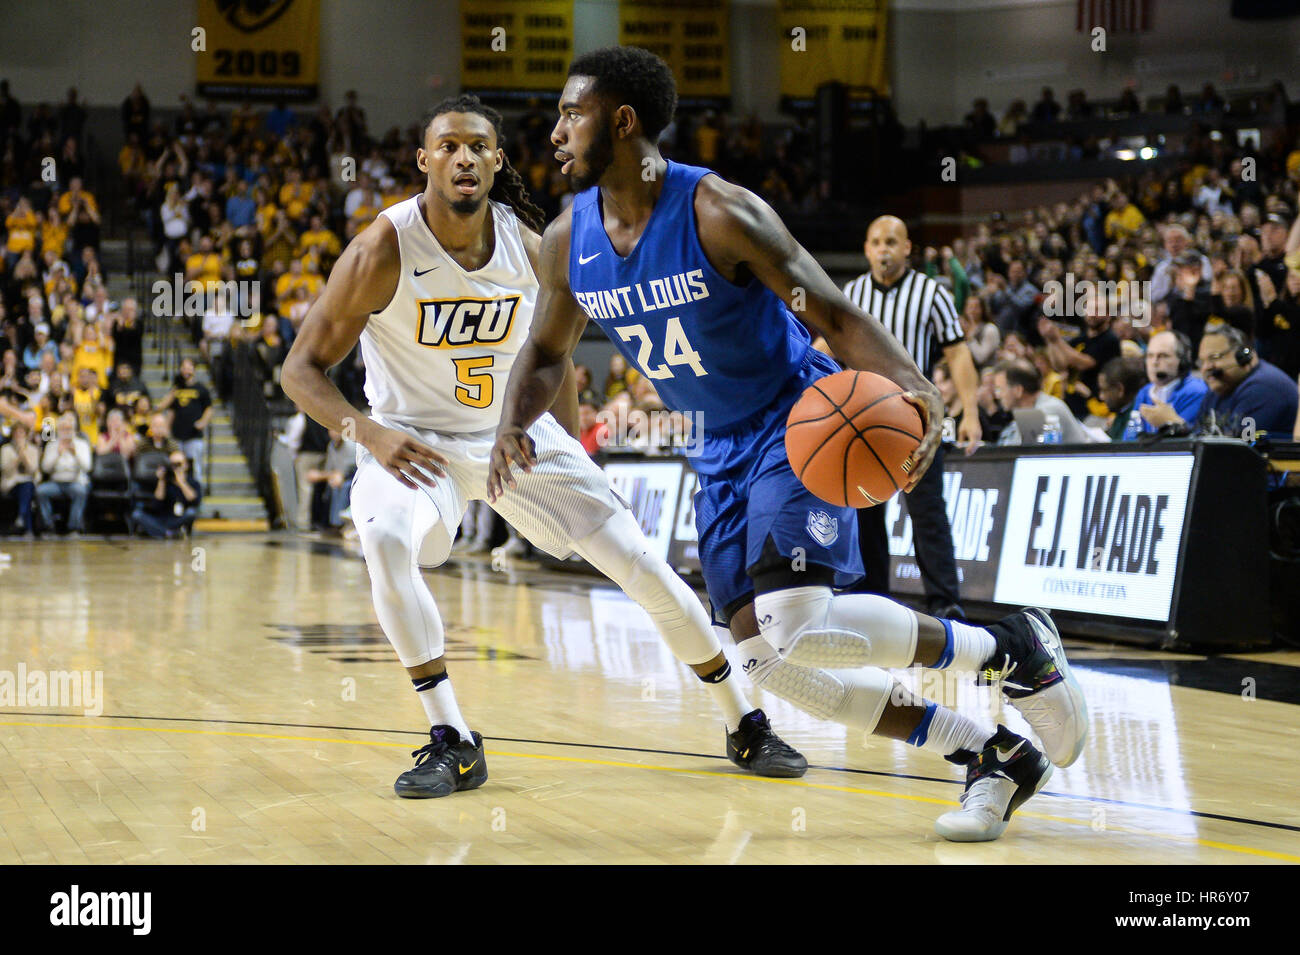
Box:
[487,425,537,502]
[365,425,448,490]
[900,387,945,491]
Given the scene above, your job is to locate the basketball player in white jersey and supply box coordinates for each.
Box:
[282,96,806,798]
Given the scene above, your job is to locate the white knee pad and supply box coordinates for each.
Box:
[574,510,720,666]
[741,635,893,731]
[754,586,918,670]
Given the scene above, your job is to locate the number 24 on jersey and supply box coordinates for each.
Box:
[614,317,707,381]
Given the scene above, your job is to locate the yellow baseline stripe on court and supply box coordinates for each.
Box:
[4,720,1298,862]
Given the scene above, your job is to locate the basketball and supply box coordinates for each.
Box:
[785,370,923,508]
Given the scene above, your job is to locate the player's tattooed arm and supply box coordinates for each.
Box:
[490,210,589,500]
[520,224,580,438]
[282,216,448,488]
[694,177,945,488]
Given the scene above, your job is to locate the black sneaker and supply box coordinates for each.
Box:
[394,725,488,798]
[980,608,1088,768]
[934,725,1053,842]
[726,709,807,778]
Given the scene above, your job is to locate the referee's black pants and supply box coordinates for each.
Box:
[855,444,961,612]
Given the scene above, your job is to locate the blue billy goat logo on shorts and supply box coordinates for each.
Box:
[806,510,838,546]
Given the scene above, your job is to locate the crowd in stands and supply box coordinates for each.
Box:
[950,81,1292,169]
[919,132,1300,448]
[5,74,1300,543]
[964,82,1289,138]
[0,81,215,537]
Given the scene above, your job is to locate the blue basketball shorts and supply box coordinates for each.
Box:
[692,351,863,624]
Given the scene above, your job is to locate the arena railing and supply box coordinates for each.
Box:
[229,341,275,515]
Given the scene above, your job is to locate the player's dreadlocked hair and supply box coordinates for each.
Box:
[568,46,677,140]
[423,94,548,234]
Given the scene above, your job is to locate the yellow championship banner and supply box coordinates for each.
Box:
[461,0,574,100]
[779,0,888,103]
[619,0,730,106]
[195,0,320,100]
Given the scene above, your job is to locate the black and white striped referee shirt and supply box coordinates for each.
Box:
[842,269,964,376]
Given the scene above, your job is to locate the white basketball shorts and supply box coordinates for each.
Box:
[348,412,624,567]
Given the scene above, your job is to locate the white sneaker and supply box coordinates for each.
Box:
[935,726,1053,843]
[984,608,1089,768]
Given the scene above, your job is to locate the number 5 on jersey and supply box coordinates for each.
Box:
[615,317,707,380]
[453,356,493,408]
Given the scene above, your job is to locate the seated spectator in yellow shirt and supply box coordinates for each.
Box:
[255,191,279,235]
[57,177,102,249]
[119,134,147,184]
[278,168,314,222]
[185,235,224,293]
[71,366,105,444]
[261,208,297,268]
[72,324,113,389]
[40,209,69,258]
[5,197,38,260]
[275,258,306,305]
[1104,192,1146,241]
[295,214,341,269]
[56,179,100,220]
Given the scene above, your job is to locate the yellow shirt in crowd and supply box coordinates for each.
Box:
[1104,204,1146,240]
[5,210,37,254]
[41,220,68,256]
[186,252,224,292]
[56,191,99,219]
[278,182,315,220]
[72,384,102,443]
[73,344,113,389]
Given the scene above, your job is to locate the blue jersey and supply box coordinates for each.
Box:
[568,161,812,433]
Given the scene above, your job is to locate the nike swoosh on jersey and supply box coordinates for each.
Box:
[413,266,439,276]
[578,252,602,265]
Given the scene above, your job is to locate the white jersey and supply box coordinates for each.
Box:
[360,196,537,433]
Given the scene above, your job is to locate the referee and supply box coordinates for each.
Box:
[820,216,982,619]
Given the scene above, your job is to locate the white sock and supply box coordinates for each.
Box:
[737,634,781,678]
[700,659,750,733]
[908,701,990,758]
[413,672,474,742]
[932,618,997,673]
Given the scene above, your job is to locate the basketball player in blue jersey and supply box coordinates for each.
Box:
[283,95,807,802]
[490,48,1089,841]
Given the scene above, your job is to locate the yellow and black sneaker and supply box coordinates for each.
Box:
[934,724,1053,842]
[726,708,808,778]
[394,725,488,798]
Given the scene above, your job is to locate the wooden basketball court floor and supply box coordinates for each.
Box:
[1,532,1297,865]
